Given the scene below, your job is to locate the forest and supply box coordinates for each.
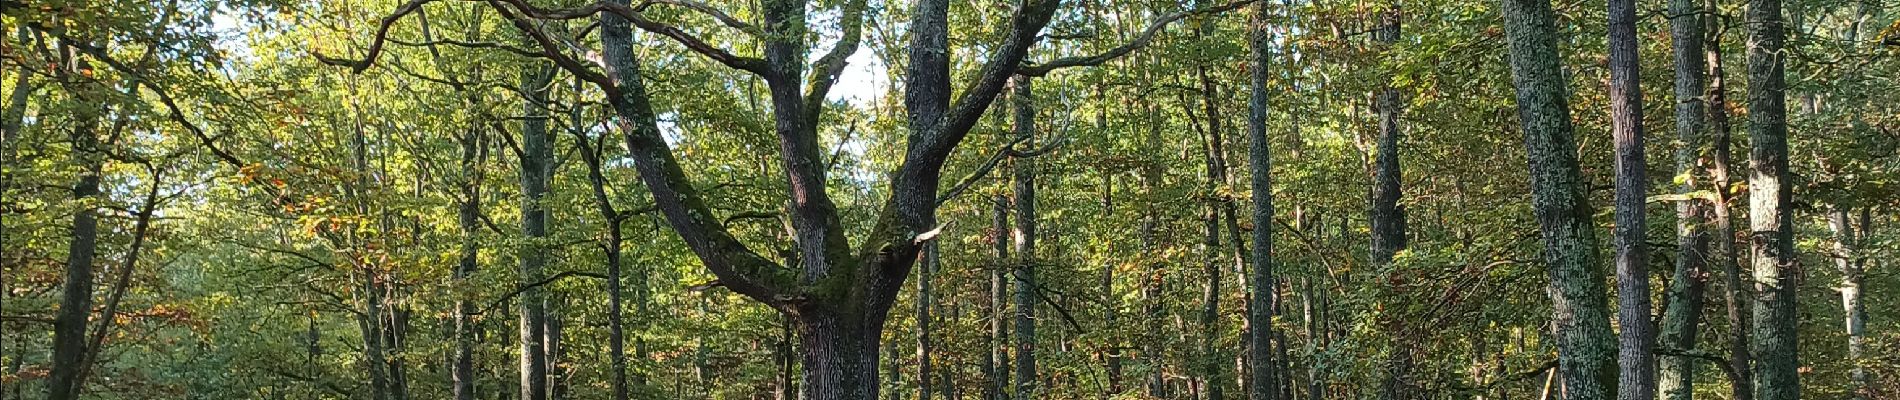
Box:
[1,0,1897,399]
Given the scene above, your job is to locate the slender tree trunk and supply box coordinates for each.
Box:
[454,125,484,400]
[1500,1,1619,399]
[1607,0,1656,399]
[1828,208,1867,400]
[70,166,159,392]
[1658,0,1710,397]
[573,100,632,400]
[517,65,555,400]
[989,194,1012,400]
[547,295,567,400]
[346,76,392,400]
[46,76,102,400]
[1010,75,1040,400]
[1246,1,1279,399]
[1742,0,1798,397]
[1140,91,1169,400]
[1702,6,1752,398]
[1104,167,1124,396]
[917,240,937,400]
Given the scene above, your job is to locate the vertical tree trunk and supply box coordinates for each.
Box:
[1701,5,1752,398]
[1368,6,1411,399]
[917,240,937,400]
[989,194,1012,400]
[1104,166,1124,396]
[346,77,392,400]
[1246,1,1279,399]
[1500,1,1619,399]
[795,311,885,400]
[517,65,555,400]
[1140,94,1169,400]
[1742,0,1798,397]
[45,64,102,400]
[1607,0,1656,399]
[1010,75,1040,400]
[1828,208,1867,400]
[454,125,484,400]
[1658,0,1709,398]
[547,295,567,400]
[573,98,632,400]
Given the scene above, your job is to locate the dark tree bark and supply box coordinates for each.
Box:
[1246,1,1279,399]
[1368,6,1412,399]
[453,124,485,400]
[1658,0,1709,397]
[989,194,1012,400]
[571,85,634,400]
[1186,80,1228,400]
[1701,6,1752,399]
[1500,0,1619,399]
[1742,0,1798,397]
[71,165,161,392]
[517,65,555,400]
[46,53,103,400]
[1607,0,1656,399]
[1009,75,1041,400]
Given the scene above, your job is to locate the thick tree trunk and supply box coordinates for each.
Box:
[1607,0,1656,399]
[1658,0,1709,398]
[1010,75,1040,400]
[1246,1,1279,399]
[1701,6,1752,399]
[1742,0,1798,398]
[46,80,102,400]
[1368,6,1412,400]
[795,310,887,400]
[1828,208,1867,400]
[1500,1,1619,399]
[517,65,555,400]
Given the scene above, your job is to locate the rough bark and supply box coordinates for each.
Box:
[1369,1,1408,267]
[1500,0,1620,399]
[1368,6,1412,399]
[517,65,555,400]
[1010,75,1040,400]
[1246,1,1279,399]
[1742,0,1799,397]
[1607,0,1656,398]
[1658,0,1709,397]
[1701,5,1752,398]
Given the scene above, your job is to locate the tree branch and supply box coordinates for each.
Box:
[313,0,435,73]
[493,0,769,75]
[801,0,868,124]
[477,270,609,315]
[1018,0,1257,76]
